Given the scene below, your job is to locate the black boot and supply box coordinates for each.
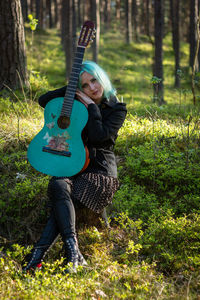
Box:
[63,237,79,273]
[22,246,47,272]
[22,213,59,272]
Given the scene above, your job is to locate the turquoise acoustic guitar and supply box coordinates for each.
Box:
[27,21,95,177]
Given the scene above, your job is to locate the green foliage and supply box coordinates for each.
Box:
[141,212,200,274]
[28,15,38,31]
[0,150,49,242]
[29,71,50,94]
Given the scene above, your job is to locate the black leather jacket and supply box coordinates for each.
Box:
[38,86,127,178]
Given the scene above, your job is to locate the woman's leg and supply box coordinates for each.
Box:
[23,178,86,272]
[48,178,79,272]
[22,212,59,271]
[48,178,76,239]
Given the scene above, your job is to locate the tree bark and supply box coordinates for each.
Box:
[189,0,198,69]
[91,0,100,62]
[30,0,35,14]
[170,0,180,87]
[65,0,73,79]
[104,0,111,29]
[0,0,28,90]
[46,0,53,28]
[116,0,121,20]
[53,0,59,28]
[61,0,77,80]
[132,0,138,41]
[126,0,132,44]
[77,0,83,27]
[20,0,28,22]
[153,0,165,104]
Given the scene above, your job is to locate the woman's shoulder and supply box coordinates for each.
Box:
[38,86,67,108]
[105,95,127,111]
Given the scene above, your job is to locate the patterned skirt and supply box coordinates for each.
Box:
[64,173,119,213]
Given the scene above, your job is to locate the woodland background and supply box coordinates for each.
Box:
[0,0,200,299]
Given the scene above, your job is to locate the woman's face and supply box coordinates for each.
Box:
[81,72,104,104]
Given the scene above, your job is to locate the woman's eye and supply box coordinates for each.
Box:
[91,78,96,83]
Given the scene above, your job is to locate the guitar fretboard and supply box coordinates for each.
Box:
[61,47,85,117]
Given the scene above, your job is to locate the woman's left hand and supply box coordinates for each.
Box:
[76,89,94,107]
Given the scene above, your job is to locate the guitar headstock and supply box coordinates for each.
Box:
[78,21,95,48]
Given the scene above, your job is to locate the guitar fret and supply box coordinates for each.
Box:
[68,80,79,85]
[70,76,78,81]
[67,88,76,92]
[62,105,72,110]
[61,109,71,114]
[61,108,71,114]
[74,59,82,63]
[62,45,86,118]
[66,93,75,98]
[70,71,80,75]
[68,80,78,85]
[72,67,81,72]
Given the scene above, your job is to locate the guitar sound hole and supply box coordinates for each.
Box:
[57,116,70,129]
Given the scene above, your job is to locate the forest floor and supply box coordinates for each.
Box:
[0,25,200,299]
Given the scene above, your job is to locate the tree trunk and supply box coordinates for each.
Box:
[153,0,165,104]
[30,0,35,14]
[36,0,41,26]
[91,0,100,62]
[116,0,121,20]
[83,0,91,21]
[198,0,200,67]
[189,0,198,69]
[189,0,196,66]
[132,0,138,41]
[0,0,28,90]
[77,0,83,27]
[65,0,73,79]
[145,0,152,40]
[126,0,132,44]
[53,0,59,28]
[36,0,45,29]
[20,0,28,22]
[62,0,77,80]
[170,0,180,87]
[46,0,53,28]
[104,0,111,29]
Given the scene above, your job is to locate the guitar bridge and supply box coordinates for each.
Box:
[42,146,71,157]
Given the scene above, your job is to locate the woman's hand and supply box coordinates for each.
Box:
[76,89,94,107]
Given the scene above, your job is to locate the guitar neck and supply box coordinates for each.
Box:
[61,47,85,117]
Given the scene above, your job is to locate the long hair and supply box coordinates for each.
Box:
[78,60,116,98]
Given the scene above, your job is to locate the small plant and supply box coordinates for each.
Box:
[150,76,162,103]
[28,14,38,72]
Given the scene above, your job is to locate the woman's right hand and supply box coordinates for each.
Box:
[75,89,94,107]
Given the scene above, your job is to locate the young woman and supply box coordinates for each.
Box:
[23,61,127,273]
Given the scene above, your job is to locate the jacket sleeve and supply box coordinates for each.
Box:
[87,102,127,144]
[38,86,66,108]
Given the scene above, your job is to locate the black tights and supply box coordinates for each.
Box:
[35,178,81,248]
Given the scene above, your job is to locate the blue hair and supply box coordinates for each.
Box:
[78,60,116,98]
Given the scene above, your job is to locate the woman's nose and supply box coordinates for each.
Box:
[89,82,95,90]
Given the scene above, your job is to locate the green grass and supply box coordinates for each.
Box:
[0,26,200,299]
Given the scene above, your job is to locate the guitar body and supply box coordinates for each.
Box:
[27,97,89,177]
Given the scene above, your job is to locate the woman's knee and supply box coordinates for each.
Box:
[48,178,71,201]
